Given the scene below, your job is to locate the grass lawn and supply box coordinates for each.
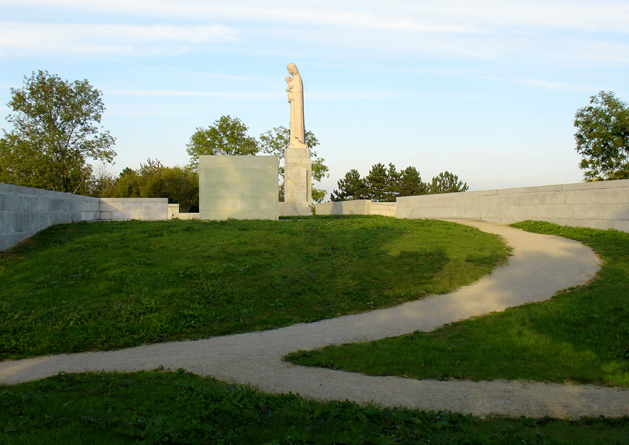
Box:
[286,221,629,387]
[1,370,627,445]
[0,216,510,360]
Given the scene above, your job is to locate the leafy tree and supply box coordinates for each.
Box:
[330,169,367,201]
[104,159,199,212]
[0,70,116,194]
[258,125,329,203]
[186,115,258,168]
[88,163,116,197]
[430,171,469,194]
[574,91,629,181]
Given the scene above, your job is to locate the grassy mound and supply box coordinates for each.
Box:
[0,216,509,360]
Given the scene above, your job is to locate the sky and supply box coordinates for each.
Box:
[1,0,628,199]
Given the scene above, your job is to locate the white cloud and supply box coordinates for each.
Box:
[1,1,628,62]
[0,23,235,55]
[2,0,629,33]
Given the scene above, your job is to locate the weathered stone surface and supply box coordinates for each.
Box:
[198,156,278,220]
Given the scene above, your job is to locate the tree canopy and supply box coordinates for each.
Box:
[331,164,466,202]
[186,115,258,168]
[574,91,629,181]
[0,70,116,194]
[430,171,469,194]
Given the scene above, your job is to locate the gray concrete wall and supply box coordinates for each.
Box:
[0,183,99,252]
[100,198,168,221]
[370,202,397,217]
[199,155,279,220]
[397,179,629,232]
[315,200,371,215]
[315,200,397,217]
[1,183,170,252]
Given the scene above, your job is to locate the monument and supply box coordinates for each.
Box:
[280,63,313,216]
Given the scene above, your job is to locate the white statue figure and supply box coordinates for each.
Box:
[286,63,307,148]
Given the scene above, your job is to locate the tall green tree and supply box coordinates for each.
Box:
[365,163,389,202]
[258,125,329,203]
[430,171,469,194]
[574,91,629,181]
[330,169,367,201]
[399,166,427,196]
[0,70,116,194]
[186,115,258,168]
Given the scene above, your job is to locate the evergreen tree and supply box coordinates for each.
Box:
[330,169,367,201]
[398,166,427,196]
[365,163,388,202]
[430,171,469,194]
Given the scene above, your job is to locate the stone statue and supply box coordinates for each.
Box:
[286,63,307,148]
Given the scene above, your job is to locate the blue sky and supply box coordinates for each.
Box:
[1,0,628,199]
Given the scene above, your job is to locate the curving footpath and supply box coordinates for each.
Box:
[1,220,626,419]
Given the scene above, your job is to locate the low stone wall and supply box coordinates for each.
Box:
[1,183,170,252]
[397,179,629,232]
[315,200,397,217]
[100,198,168,221]
[371,202,397,217]
[315,200,370,215]
[0,183,99,252]
[168,204,200,220]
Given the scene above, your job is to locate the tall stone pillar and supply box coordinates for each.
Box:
[282,145,312,216]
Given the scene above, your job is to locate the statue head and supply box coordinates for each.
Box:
[287,63,300,76]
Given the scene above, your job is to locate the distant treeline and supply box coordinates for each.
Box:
[331,163,468,202]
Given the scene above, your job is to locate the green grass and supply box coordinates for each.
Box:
[286,221,629,387]
[1,370,628,445]
[0,216,510,360]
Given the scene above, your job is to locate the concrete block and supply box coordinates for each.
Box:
[200,167,279,184]
[200,208,278,220]
[198,156,279,221]
[200,195,279,210]
[199,182,277,197]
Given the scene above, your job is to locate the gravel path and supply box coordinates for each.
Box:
[1,220,625,419]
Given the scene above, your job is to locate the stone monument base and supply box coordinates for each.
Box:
[279,201,312,217]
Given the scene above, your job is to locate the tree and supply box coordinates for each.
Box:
[331,164,467,202]
[574,91,629,181]
[365,163,389,202]
[103,159,199,212]
[399,166,427,196]
[0,70,116,194]
[186,115,258,168]
[330,169,367,201]
[258,125,329,203]
[430,171,468,194]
